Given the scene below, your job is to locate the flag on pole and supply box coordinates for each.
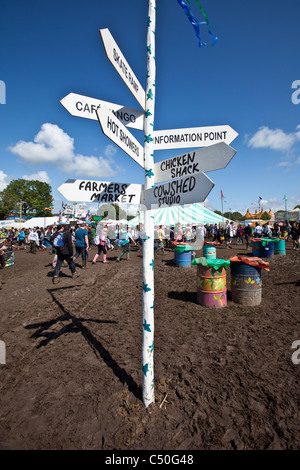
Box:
[221,190,225,199]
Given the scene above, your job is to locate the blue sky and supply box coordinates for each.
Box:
[0,0,300,217]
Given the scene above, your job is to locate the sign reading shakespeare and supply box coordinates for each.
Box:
[60,93,144,130]
[154,142,237,184]
[100,28,146,110]
[153,125,238,150]
[58,179,142,204]
[141,172,215,210]
[97,106,144,168]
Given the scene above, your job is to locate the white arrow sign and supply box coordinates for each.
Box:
[58,179,142,205]
[141,172,215,210]
[154,142,237,184]
[97,106,144,168]
[100,28,146,110]
[60,93,144,130]
[153,125,238,150]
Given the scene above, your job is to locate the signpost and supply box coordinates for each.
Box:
[60,92,144,131]
[142,172,215,210]
[153,125,238,150]
[59,0,237,410]
[97,106,144,169]
[58,179,142,205]
[100,28,146,111]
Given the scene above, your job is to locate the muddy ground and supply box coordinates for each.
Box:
[0,239,299,451]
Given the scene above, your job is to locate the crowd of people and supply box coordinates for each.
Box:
[0,219,299,287]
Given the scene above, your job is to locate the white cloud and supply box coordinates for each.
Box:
[8,123,117,178]
[248,125,300,151]
[276,161,293,167]
[0,170,10,191]
[22,170,51,184]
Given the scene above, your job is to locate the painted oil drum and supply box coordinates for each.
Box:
[274,238,286,255]
[260,241,275,259]
[203,244,216,259]
[197,265,227,307]
[252,241,261,257]
[175,249,191,267]
[231,262,262,306]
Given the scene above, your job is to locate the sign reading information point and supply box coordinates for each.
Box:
[153,125,238,150]
[97,107,144,168]
[154,142,237,184]
[58,179,142,205]
[60,93,144,130]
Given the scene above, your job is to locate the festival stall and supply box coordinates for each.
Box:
[127,203,229,227]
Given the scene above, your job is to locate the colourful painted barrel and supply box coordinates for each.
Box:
[260,241,275,258]
[231,262,262,306]
[197,265,227,307]
[203,244,216,259]
[274,238,286,255]
[175,247,192,267]
[252,241,261,257]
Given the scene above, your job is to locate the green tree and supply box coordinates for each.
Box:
[0,179,53,219]
[230,211,245,221]
[261,211,271,220]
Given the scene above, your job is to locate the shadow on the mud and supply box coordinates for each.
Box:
[168,290,197,303]
[25,285,142,401]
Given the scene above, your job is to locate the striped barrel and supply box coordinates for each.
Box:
[197,265,227,308]
[203,244,216,259]
[231,262,262,306]
[260,241,275,259]
[274,238,286,255]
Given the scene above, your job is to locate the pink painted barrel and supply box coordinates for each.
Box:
[197,265,227,308]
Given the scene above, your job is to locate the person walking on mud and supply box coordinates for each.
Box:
[73,223,89,268]
[52,225,79,284]
[116,228,136,262]
[92,224,108,264]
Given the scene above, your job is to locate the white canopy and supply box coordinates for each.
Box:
[127,203,227,227]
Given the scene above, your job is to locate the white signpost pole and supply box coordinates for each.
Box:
[142,0,156,408]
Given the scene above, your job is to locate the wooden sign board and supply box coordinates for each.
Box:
[141,172,215,210]
[60,93,144,130]
[100,28,146,110]
[58,179,142,205]
[153,125,238,150]
[154,142,237,184]
[97,106,144,168]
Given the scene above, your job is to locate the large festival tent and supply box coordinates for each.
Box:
[127,203,228,227]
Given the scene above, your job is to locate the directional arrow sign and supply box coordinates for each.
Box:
[60,93,144,130]
[58,179,142,205]
[100,28,146,110]
[141,172,215,210]
[153,142,237,184]
[153,125,238,150]
[97,106,144,168]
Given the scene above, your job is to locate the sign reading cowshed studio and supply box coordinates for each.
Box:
[58,179,142,204]
[141,172,215,210]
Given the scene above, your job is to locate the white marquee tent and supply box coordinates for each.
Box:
[127,203,228,227]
